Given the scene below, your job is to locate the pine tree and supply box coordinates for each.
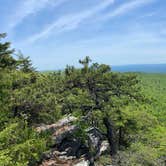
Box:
[0,33,17,69]
[63,57,144,156]
[17,51,35,73]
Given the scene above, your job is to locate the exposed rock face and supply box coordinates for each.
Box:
[99,141,110,156]
[38,116,89,166]
[87,127,110,159]
[73,159,89,166]
[87,127,104,149]
[37,116,110,166]
[36,116,77,133]
[40,158,89,166]
[52,125,78,145]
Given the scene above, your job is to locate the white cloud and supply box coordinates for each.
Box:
[101,0,155,20]
[25,0,114,43]
[24,0,156,44]
[9,0,68,29]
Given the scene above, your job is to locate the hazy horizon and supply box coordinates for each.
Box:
[40,63,166,74]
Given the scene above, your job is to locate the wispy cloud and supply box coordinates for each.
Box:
[140,11,158,18]
[100,0,155,20]
[25,0,114,43]
[9,0,68,29]
[24,0,156,44]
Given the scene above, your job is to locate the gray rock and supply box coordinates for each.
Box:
[86,127,105,149]
[74,159,90,166]
[86,127,105,158]
[52,125,78,144]
[36,115,77,133]
[39,119,110,166]
[98,140,110,156]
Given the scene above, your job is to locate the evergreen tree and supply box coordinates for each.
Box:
[62,57,144,155]
[17,51,36,73]
[0,34,165,165]
[0,33,17,69]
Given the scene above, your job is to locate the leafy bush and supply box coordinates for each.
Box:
[0,121,47,166]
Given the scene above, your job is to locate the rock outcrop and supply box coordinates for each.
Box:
[37,116,110,166]
[87,127,110,159]
[36,116,77,133]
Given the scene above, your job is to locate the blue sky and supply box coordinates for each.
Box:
[0,0,166,70]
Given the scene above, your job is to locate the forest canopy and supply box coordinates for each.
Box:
[0,33,166,166]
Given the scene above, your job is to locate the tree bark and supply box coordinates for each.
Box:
[119,126,122,150]
[103,117,117,156]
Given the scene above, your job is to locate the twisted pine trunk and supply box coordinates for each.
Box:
[103,117,117,156]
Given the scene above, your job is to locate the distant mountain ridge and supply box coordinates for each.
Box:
[112,64,166,73]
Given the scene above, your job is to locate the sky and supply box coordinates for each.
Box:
[0,0,166,70]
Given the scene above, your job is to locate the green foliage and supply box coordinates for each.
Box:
[96,155,112,166]
[11,71,62,123]
[17,51,36,73]
[138,73,166,125]
[0,33,17,69]
[0,34,165,166]
[0,120,47,166]
[111,145,157,166]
